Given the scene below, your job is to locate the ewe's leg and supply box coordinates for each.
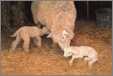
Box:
[35,37,42,47]
[11,36,20,51]
[23,37,30,52]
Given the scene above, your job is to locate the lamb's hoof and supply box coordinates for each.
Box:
[25,50,30,53]
[69,62,73,66]
[88,63,93,69]
[9,48,15,53]
[38,45,42,47]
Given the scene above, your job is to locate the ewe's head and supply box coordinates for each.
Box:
[58,30,74,50]
[62,30,74,40]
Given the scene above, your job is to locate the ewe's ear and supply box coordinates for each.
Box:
[63,30,69,35]
[62,30,69,39]
[62,30,74,39]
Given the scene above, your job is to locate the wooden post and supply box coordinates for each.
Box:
[86,1,89,20]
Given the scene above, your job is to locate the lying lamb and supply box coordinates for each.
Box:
[10,26,49,52]
[63,46,98,68]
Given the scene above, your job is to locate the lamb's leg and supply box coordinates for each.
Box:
[35,37,42,47]
[11,36,20,51]
[84,57,90,61]
[88,57,97,68]
[23,38,30,52]
[69,55,76,66]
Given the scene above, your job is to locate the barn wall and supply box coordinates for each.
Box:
[1,1,112,34]
[75,1,112,20]
[1,1,112,50]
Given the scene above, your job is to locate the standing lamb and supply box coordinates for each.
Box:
[63,46,98,68]
[31,1,77,50]
[10,26,49,52]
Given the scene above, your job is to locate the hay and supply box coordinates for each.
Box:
[1,21,112,75]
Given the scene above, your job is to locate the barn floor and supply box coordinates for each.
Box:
[0,21,112,75]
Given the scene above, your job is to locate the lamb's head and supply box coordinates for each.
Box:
[63,47,73,57]
[42,27,50,35]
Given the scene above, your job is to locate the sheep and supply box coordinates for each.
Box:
[63,46,98,68]
[31,1,77,49]
[47,30,74,50]
[10,26,49,52]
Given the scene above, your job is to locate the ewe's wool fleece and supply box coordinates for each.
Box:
[31,1,77,48]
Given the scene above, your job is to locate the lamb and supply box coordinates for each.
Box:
[10,26,49,52]
[63,46,98,68]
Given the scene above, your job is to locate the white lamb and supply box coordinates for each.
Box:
[63,46,98,68]
[10,26,49,52]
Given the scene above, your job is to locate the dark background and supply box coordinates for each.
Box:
[75,1,112,20]
[1,1,112,34]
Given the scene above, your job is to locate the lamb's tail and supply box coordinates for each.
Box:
[10,32,17,37]
[10,28,20,37]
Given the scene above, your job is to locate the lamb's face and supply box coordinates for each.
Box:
[42,27,50,35]
[63,48,72,57]
[64,51,72,57]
